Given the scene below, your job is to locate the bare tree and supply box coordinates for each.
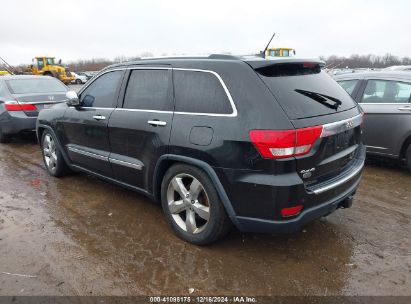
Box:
[322,53,411,69]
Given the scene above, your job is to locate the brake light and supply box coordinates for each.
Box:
[249,126,323,159]
[4,101,37,111]
[303,62,316,68]
[281,205,303,217]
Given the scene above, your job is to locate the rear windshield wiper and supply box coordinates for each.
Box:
[295,89,342,110]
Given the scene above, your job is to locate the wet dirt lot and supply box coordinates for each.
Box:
[0,134,410,296]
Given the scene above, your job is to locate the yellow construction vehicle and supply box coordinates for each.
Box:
[266,47,296,57]
[29,56,75,84]
[0,70,10,76]
[259,34,296,58]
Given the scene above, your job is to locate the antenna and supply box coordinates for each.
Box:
[261,33,276,58]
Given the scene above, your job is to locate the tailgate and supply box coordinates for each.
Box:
[293,112,363,185]
[251,60,363,185]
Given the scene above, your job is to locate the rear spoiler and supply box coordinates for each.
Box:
[244,58,325,69]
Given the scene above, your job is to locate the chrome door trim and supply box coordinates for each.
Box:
[366,145,387,150]
[67,145,144,171]
[109,158,143,170]
[67,146,109,161]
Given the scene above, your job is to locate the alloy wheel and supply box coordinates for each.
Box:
[43,134,58,172]
[166,173,210,234]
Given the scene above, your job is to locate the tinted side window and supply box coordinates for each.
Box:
[337,79,359,96]
[123,69,171,111]
[361,80,411,103]
[80,71,123,108]
[174,70,232,114]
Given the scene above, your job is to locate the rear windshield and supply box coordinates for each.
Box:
[6,78,67,94]
[255,63,357,120]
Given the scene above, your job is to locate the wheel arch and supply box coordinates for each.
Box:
[37,124,72,167]
[37,126,46,144]
[153,154,239,227]
[399,133,411,160]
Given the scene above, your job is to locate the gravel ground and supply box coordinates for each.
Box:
[0,133,410,296]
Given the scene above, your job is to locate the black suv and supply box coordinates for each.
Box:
[36,55,365,245]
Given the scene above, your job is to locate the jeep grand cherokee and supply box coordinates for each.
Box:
[36,55,365,244]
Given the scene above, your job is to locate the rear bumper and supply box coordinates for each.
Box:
[215,144,366,233]
[234,178,360,233]
[0,112,36,135]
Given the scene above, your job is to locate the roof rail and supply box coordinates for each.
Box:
[208,54,238,60]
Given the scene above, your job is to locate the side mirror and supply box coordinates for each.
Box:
[66,90,80,106]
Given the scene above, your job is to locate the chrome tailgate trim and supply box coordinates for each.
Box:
[307,159,364,195]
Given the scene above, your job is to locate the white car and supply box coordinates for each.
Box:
[71,72,88,84]
[383,65,411,72]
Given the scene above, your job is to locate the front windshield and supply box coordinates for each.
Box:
[6,78,67,94]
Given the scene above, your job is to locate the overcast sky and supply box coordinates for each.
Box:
[1,0,410,65]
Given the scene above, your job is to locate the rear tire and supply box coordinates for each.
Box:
[41,131,69,177]
[406,145,411,172]
[161,164,232,245]
[0,127,12,143]
[76,79,82,84]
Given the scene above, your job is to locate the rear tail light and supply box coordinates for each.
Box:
[281,205,303,217]
[4,101,37,112]
[249,125,323,159]
[303,62,317,68]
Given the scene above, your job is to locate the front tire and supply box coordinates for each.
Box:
[76,79,82,84]
[161,164,232,245]
[41,131,69,177]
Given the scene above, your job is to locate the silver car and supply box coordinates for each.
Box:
[335,71,411,171]
[0,75,68,143]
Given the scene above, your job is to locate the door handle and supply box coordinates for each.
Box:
[148,120,167,126]
[93,115,106,121]
[398,107,411,111]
